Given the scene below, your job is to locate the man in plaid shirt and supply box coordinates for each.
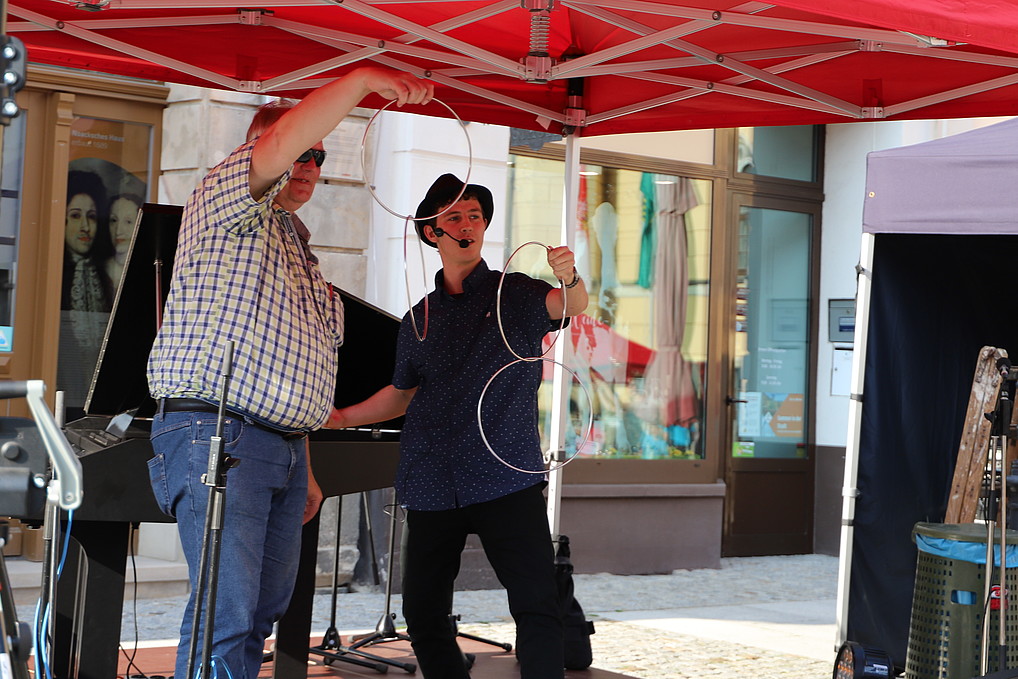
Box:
[146,66,432,679]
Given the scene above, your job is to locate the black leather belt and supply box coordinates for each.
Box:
[160,398,307,440]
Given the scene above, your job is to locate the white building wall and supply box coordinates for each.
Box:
[815,117,1011,448]
[158,85,268,206]
[365,113,511,317]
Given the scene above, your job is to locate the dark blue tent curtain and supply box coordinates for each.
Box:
[850,233,1018,667]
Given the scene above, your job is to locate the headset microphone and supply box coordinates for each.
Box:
[433,227,473,248]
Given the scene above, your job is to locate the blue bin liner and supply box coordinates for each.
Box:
[916,533,1018,567]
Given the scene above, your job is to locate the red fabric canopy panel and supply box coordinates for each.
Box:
[8,0,1018,135]
[771,0,1018,54]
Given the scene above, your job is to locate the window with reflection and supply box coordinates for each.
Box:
[58,115,152,418]
[506,155,712,459]
[731,206,812,459]
[0,113,26,352]
[737,126,818,182]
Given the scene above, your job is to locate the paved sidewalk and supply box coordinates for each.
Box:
[117,554,839,679]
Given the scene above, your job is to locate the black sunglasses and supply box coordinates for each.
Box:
[296,148,327,167]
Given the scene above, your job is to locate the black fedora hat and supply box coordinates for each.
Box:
[414,173,494,248]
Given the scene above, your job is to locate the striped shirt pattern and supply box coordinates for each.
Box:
[147,140,344,431]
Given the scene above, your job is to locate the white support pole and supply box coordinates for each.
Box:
[547,132,581,539]
[834,231,875,652]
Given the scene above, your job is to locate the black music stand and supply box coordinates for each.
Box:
[344,491,417,673]
[307,493,399,674]
[299,290,413,672]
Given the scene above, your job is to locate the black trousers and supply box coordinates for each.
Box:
[402,484,564,679]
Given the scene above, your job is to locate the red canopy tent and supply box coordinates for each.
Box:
[5,0,1018,136]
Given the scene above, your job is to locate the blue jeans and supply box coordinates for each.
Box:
[147,410,308,679]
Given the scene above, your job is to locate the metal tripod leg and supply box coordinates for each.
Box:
[308,493,395,674]
[0,524,31,679]
[451,613,513,652]
[346,490,416,673]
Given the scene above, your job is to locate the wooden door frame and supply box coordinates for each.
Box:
[718,192,822,556]
[8,69,166,418]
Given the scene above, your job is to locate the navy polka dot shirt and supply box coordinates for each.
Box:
[392,259,562,510]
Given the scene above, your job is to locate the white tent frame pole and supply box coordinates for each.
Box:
[262,0,516,90]
[547,132,581,539]
[564,3,862,116]
[7,5,243,90]
[883,71,1018,117]
[567,0,927,46]
[586,49,849,125]
[834,231,875,650]
[333,0,523,77]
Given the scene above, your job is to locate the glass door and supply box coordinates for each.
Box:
[722,197,817,556]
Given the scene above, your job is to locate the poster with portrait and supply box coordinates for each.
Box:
[58,116,151,416]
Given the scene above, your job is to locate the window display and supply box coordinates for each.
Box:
[507,155,711,459]
[58,115,151,417]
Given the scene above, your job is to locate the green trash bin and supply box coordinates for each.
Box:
[905,522,1018,679]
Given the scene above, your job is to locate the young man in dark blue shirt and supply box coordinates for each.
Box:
[328,173,588,678]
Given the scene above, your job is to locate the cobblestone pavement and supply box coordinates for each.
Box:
[119,554,839,679]
[455,619,835,679]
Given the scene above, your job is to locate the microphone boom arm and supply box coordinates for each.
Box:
[0,380,83,511]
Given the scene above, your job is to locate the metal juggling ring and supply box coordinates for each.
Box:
[496,241,567,360]
[476,357,594,474]
[402,215,430,341]
[359,97,474,341]
[361,97,591,470]
[360,97,474,220]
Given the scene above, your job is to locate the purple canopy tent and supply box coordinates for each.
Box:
[837,117,1018,669]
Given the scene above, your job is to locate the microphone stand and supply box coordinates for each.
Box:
[978,360,1018,679]
[997,375,1013,675]
[0,381,82,679]
[185,341,239,679]
[0,521,31,679]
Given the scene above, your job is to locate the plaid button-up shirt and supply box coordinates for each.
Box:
[147,140,344,431]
